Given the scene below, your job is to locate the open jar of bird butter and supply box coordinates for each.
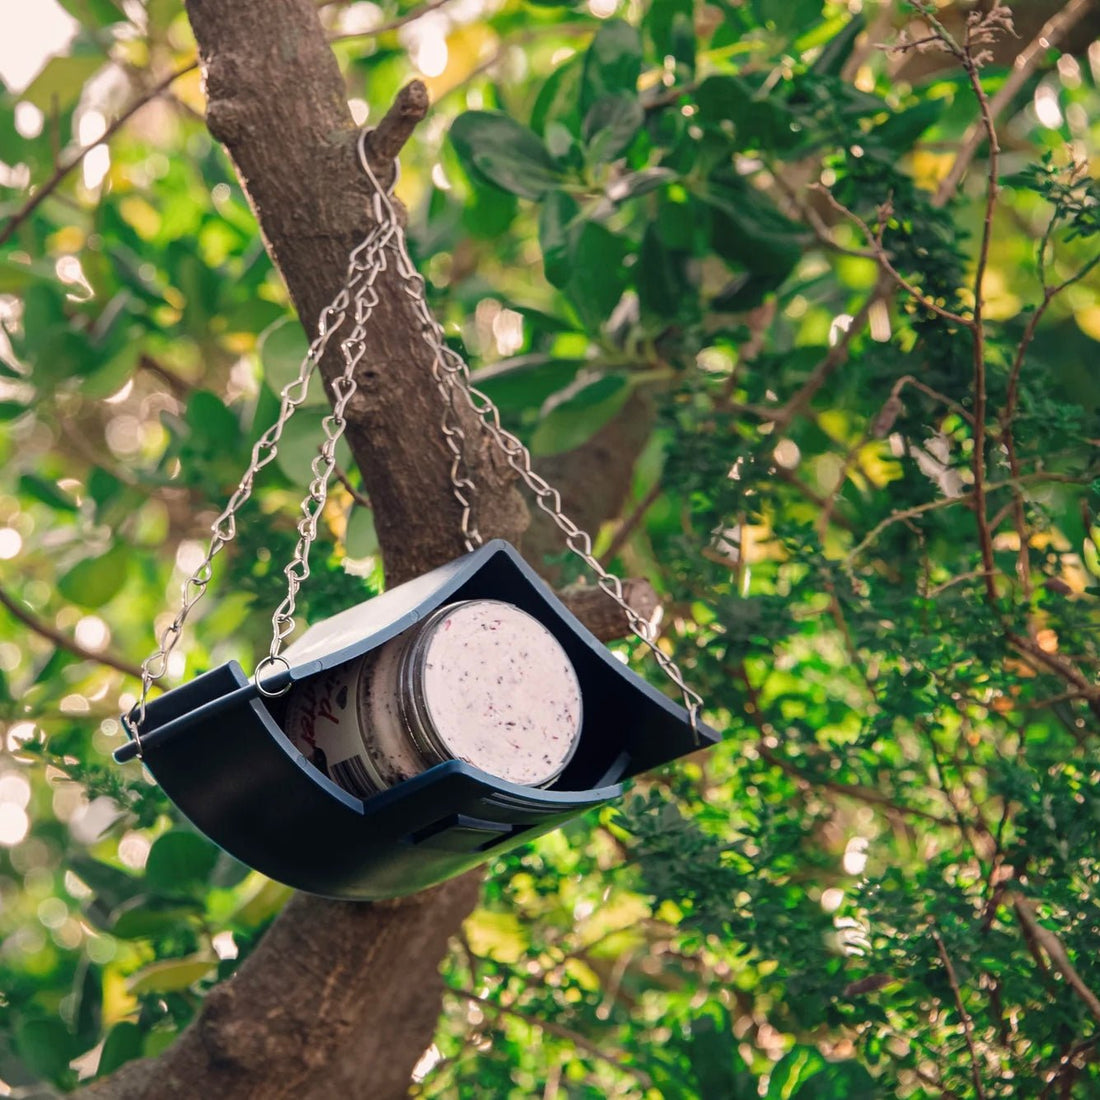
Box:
[283,599,583,795]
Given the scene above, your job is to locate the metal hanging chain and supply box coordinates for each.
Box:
[359,152,704,734]
[129,130,702,746]
[126,178,398,737]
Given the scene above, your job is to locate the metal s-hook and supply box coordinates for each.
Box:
[356,129,400,198]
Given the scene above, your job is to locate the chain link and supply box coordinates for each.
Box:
[127,183,397,737]
[370,163,704,735]
[128,130,702,745]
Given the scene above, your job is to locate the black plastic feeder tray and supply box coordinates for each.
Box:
[115,540,716,899]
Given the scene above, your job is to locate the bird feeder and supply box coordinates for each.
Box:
[116,540,715,899]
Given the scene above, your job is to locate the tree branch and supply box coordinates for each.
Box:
[1011,893,1100,1026]
[0,581,144,681]
[450,988,654,1089]
[932,930,988,1100]
[0,63,199,250]
[934,0,1097,206]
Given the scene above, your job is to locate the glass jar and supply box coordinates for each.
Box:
[283,599,583,797]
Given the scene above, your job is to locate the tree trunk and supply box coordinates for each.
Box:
[186,0,528,588]
[80,1,657,1095]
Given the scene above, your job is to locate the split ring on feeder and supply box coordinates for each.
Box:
[253,655,292,698]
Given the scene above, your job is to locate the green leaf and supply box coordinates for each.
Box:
[344,505,378,558]
[462,182,518,238]
[23,54,105,113]
[78,344,141,400]
[767,1045,827,1098]
[539,190,581,288]
[867,100,941,153]
[694,74,798,151]
[72,961,102,1048]
[87,468,122,509]
[258,318,326,404]
[144,829,220,896]
[449,111,565,200]
[57,542,130,608]
[109,896,203,940]
[753,0,824,38]
[582,20,642,110]
[126,953,218,995]
[97,1022,144,1078]
[209,850,251,890]
[682,1005,757,1098]
[184,389,241,444]
[562,222,629,330]
[810,14,865,76]
[273,405,352,485]
[703,173,805,279]
[544,120,575,161]
[228,877,293,928]
[637,224,692,320]
[57,0,127,26]
[14,1018,76,1084]
[531,54,584,137]
[608,166,676,204]
[583,94,644,164]
[712,270,788,311]
[71,854,140,914]
[18,473,78,513]
[791,1061,878,1099]
[531,373,633,456]
[648,0,695,74]
[474,357,586,414]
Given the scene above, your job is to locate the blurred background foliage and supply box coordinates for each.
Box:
[0,0,1097,1095]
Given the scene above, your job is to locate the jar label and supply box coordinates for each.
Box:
[283,664,375,797]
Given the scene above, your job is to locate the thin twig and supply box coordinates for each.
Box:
[962,42,1001,608]
[138,354,193,400]
[738,666,953,827]
[934,0,1097,207]
[328,0,457,42]
[1007,631,1100,725]
[756,735,954,827]
[451,989,654,1088]
[599,480,662,567]
[843,472,1089,565]
[932,930,988,1100]
[0,62,199,249]
[0,581,144,681]
[333,461,371,508]
[1,0,451,248]
[810,186,973,328]
[817,372,975,538]
[1011,894,1100,1025]
[773,285,883,430]
[1002,252,1100,431]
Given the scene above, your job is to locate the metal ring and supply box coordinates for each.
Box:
[357,127,400,195]
[121,710,145,761]
[254,655,293,698]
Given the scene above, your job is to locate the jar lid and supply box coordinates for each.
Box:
[402,600,583,787]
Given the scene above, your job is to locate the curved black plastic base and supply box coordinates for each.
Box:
[117,541,715,899]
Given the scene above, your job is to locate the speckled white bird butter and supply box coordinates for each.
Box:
[283,599,583,796]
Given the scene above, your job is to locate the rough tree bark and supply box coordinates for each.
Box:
[82,0,659,1095]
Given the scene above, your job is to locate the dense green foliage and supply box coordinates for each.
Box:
[0,0,1097,1096]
